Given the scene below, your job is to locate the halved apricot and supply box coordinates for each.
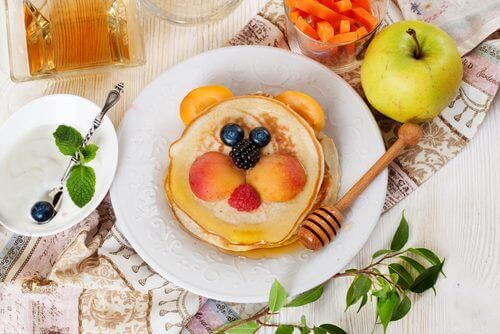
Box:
[276,91,325,133]
[180,85,233,125]
[247,154,307,202]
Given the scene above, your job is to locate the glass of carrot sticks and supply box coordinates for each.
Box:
[285,0,388,73]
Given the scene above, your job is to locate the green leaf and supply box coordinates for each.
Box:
[388,263,413,290]
[313,327,327,334]
[226,321,259,334]
[398,256,425,274]
[372,249,391,259]
[286,285,324,308]
[372,284,390,299]
[377,290,399,333]
[391,212,409,251]
[346,275,371,310]
[357,294,368,313]
[410,260,445,293]
[344,269,357,273]
[319,324,347,334]
[276,325,294,334]
[391,295,411,321]
[407,248,441,266]
[269,279,287,312]
[300,317,310,334]
[66,165,96,208]
[81,144,99,163]
[53,125,83,156]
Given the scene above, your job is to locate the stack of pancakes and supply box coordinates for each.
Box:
[165,95,340,252]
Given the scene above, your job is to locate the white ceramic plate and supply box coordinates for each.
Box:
[111,46,387,303]
[0,95,118,236]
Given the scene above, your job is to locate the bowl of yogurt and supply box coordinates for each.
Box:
[0,94,118,236]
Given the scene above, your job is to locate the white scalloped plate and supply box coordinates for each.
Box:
[111,46,387,303]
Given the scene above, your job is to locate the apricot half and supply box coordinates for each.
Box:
[276,91,325,133]
[247,153,307,202]
[189,152,245,201]
[180,85,233,125]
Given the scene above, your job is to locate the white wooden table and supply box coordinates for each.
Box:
[0,1,498,333]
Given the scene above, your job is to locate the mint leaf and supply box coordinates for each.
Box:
[286,285,324,308]
[269,279,287,312]
[53,125,83,156]
[81,144,99,163]
[67,165,95,208]
[391,212,409,251]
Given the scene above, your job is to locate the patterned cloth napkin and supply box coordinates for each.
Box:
[0,1,498,333]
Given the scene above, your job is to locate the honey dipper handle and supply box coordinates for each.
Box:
[335,123,423,213]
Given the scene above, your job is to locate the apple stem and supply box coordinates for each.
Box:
[406,28,422,59]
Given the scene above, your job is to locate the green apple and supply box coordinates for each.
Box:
[360,20,463,123]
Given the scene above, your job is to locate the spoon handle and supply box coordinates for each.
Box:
[82,82,124,148]
[58,83,124,184]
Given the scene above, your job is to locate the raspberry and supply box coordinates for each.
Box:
[228,184,261,212]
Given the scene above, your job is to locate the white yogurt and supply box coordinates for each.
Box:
[0,125,87,226]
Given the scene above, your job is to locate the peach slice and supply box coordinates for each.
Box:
[180,85,233,125]
[247,153,307,202]
[189,152,245,201]
[276,90,325,133]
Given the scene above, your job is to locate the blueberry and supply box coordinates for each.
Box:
[220,123,244,147]
[30,201,55,224]
[250,127,271,148]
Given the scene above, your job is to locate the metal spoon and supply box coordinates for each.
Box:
[30,83,125,224]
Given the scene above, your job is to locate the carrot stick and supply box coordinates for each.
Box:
[339,19,350,33]
[332,0,352,13]
[306,15,322,27]
[317,21,334,42]
[295,0,354,25]
[289,10,302,23]
[329,31,358,43]
[356,26,368,37]
[285,0,297,10]
[350,7,378,31]
[352,0,372,13]
[296,16,320,40]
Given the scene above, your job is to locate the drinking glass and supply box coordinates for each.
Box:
[141,0,242,24]
[4,0,145,81]
[285,0,388,73]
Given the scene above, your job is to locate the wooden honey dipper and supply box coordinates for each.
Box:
[298,123,423,251]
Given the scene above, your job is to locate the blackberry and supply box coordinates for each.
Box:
[230,139,260,169]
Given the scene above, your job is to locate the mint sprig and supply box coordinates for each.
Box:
[216,213,445,334]
[67,165,96,208]
[53,125,99,208]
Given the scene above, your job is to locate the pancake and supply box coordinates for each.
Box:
[166,96,334,251]
[166,133,340,252]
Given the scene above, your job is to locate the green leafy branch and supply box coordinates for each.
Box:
[216,213,445,334]
[53,125,99,208]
